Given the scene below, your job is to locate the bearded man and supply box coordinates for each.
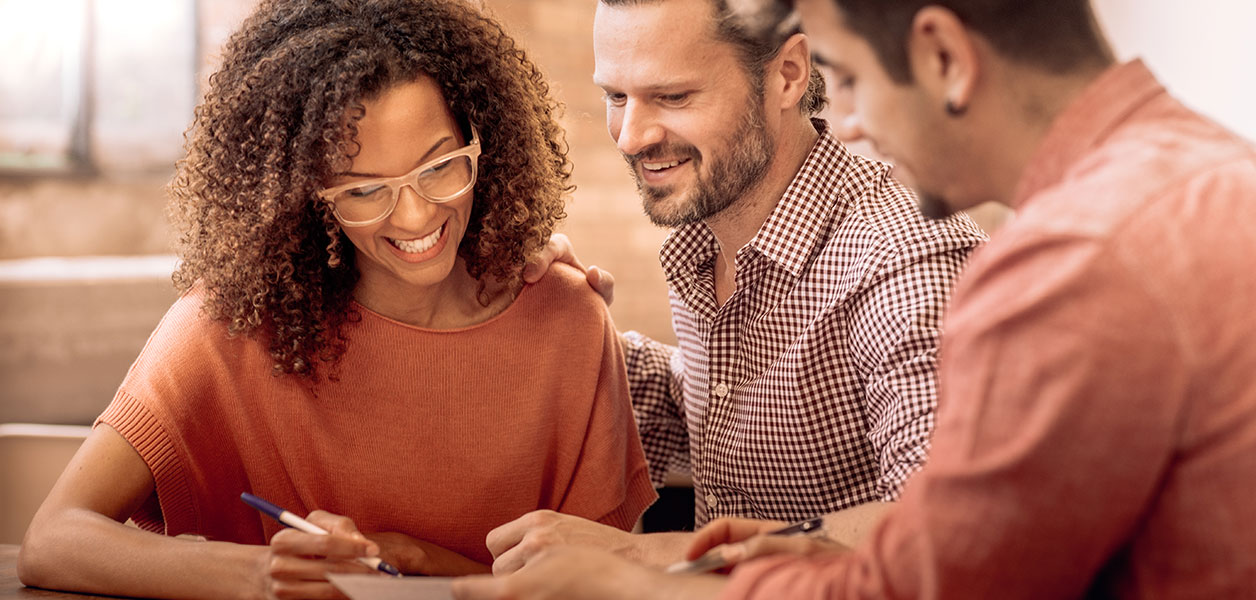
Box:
[482,0,985,572]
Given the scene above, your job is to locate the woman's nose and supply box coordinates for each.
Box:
[388,184,438,227]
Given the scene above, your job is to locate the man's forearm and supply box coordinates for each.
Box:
[621,330,690,488]
[820,501,894,546]
[624,531,696,567]
[629,503,892,567]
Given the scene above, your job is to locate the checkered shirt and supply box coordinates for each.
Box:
[624,121,986,525]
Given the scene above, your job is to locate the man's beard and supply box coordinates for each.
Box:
[624,98,775,228]
[916,192,958,220]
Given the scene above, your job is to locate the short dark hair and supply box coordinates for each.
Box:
[601,0,827,114]
[771,0,1111,83]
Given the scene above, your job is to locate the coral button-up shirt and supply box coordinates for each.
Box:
[722,60,1256,599]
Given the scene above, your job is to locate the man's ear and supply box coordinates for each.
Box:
[772,32,812,111]
[906,6,978,113]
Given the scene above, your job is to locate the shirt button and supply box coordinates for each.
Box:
[713,382,729,399]
[706,494,719,508]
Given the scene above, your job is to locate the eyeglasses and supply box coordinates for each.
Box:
[318,126,481,227]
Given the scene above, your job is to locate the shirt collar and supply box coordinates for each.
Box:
[659,119,851,282]
[1012,60,1166,208]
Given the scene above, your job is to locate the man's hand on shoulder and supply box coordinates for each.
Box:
[522,233,616,305]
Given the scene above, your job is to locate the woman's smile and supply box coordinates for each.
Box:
[387,221,448,259]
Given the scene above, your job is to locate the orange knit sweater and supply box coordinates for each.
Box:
[97,264,656,565]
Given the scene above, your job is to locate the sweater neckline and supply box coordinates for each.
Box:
[350,280,533,334]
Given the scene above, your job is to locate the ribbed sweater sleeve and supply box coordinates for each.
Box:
[97,391,194,535]
[554,306,657,530]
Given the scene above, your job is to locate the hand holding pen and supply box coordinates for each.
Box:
[241,492,402,577]
[669,517,845,574]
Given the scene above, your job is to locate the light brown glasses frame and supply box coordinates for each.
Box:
[318,126,481,227]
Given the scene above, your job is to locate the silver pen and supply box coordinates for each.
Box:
[665,517,825,574]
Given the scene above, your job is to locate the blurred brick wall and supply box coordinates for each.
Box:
[0,0,1008,344]
[486,0,676,342]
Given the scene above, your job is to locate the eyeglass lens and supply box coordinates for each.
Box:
[332,155,474,223]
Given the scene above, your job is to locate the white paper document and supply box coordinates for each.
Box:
[328,573,455,600]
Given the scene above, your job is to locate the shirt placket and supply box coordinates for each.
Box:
[695,254,762,520]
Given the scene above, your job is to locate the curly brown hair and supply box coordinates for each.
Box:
[168,0,572,379]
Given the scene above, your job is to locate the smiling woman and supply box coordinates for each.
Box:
[320,78,493,328]
[15,1,656,598]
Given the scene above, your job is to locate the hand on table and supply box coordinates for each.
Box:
[485,510,638,574]
[365,531,490,576]
[453,547,724,600]
[522,233,615,306]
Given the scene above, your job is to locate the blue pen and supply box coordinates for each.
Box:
[240,492,401,577]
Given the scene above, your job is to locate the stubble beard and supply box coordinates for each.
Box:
[916,192,959,220]
[626,97,775,228]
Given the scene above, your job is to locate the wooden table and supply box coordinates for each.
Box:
[0,545,119,599]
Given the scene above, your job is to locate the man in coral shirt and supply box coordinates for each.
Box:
[453,0,1256,598]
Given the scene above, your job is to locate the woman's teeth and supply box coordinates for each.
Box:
[390,224,443,254]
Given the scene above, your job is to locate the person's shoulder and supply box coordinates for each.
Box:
[118,285,260,406]
[529,262,598,299]
[154,286,224,338]
[522,262,610,323]
[1001,134,1256,289]
[1045,109,1256,237]
[833,154,986,258]
[138,286,249,367]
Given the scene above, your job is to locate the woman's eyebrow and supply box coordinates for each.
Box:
[341,135,455,178]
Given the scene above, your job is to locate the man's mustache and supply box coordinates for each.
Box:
[623,144,701,167]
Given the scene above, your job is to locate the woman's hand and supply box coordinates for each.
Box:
[256,510,381,600]
[365,531,491,576]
